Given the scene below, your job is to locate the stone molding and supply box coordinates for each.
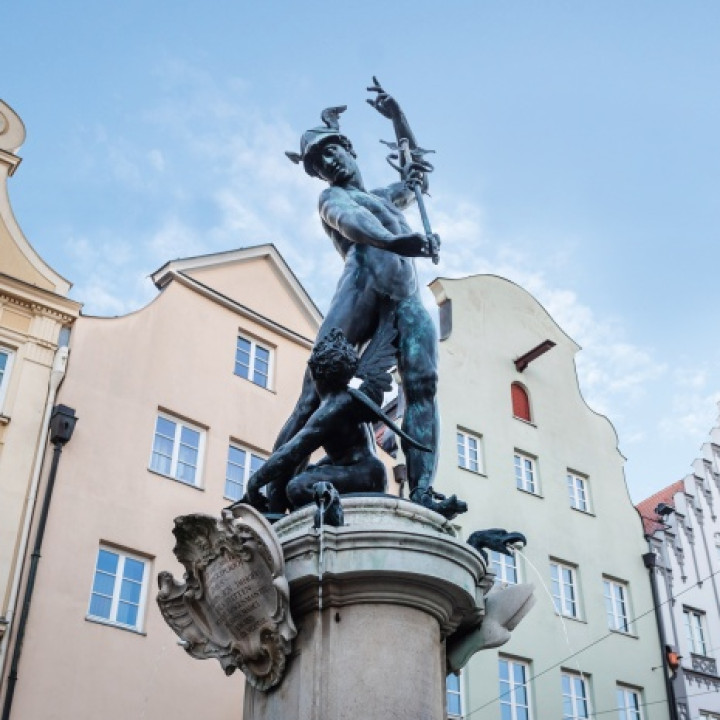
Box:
[0,283,80,325]
[275,496,488,636]
[0,101,26,155]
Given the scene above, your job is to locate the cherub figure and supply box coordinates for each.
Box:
[241,317,436,512]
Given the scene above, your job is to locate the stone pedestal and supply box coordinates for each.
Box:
[243,496,490,720]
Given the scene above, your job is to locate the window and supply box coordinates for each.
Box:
[567,472,590,513]
[457,429,483,473]
[149,413,205,487]
[604,578,630,632]
[235,335,272,389]
[515,452,539,494]
[700,713,720,720]
[511,383,531,422]
[617,685,643,720]
[491,550,518,585]
[551,561,579,618]
[684,608,709,656]
[0,347,14,411]
[499,657,531,720]
[87,546,148,631]
[562,672,590,720]
[446,671,463,719]
[225,444,267,501]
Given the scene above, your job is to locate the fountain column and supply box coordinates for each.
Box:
[243,496,490,720]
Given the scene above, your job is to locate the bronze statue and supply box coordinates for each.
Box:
[257,78,466,519]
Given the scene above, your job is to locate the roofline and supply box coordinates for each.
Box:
[150,243,323,326]
[429,273,582,352]
[171,271,316,349]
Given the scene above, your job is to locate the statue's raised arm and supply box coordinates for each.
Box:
[367,77,438,262]
[366,76,420,152]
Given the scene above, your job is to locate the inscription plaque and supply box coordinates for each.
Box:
[157,505,296,690]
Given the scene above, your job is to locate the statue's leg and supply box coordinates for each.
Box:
[396,295,439,495]
[268,280,379,513]
[286,456,386,509]
[397,296,466,519]
[267,369,320,513]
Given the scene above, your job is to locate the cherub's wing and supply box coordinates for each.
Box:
[355,310,398,404]
[347,387,431,452]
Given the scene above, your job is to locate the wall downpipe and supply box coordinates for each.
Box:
[1,403,77,720]
[0,345,68,687]
[642,548,679,720]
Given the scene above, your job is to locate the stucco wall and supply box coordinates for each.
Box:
[431,275,668,720]
[8,255,317,719]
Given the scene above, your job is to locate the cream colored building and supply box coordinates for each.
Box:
[428,275,670,720]
[0,101,81,667]
[637,409,720,720]
[3,245,321,719]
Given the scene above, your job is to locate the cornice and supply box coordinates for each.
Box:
[0,275,81,324]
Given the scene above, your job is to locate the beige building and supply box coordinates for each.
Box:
[427,275,669,720]
[3,244,321,719]
[0,100,81,670]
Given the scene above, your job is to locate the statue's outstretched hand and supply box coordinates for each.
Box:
[367,76,401,120]
[392,232,441,259]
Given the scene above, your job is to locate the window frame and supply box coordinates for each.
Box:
[616,684,643,720]
[86,545,149,632]
[499,656,532,720]
[446,670,464,719]
[684,607,709,656]
[604,577,631,633]
[490,549,518,585]
[567,471,591,513]
[234,333,274,390]
[224,443,268,502]
[561,671,590,720]
[551,560,580,619]
[514,451,540,495]
[148,412,206,488]
[0,346,15,412]
[456,428,484,474]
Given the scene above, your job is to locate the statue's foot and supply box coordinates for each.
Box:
[410,486,468,520]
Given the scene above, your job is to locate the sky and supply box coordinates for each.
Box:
[3,1,720,503]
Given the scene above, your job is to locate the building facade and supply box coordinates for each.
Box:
[427,275,669,720]
[0,100,81,672]
[2,245,321,719]
[637,411,720,720]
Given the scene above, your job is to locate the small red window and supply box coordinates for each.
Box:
[511,383,531,421]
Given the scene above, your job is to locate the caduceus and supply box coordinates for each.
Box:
[368,76,439,265]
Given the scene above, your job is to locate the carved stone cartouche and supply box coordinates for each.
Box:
[157,504,296,691]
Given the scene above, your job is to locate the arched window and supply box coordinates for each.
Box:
[511,383,531,422]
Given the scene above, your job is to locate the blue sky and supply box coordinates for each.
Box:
[4,1,720,503]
